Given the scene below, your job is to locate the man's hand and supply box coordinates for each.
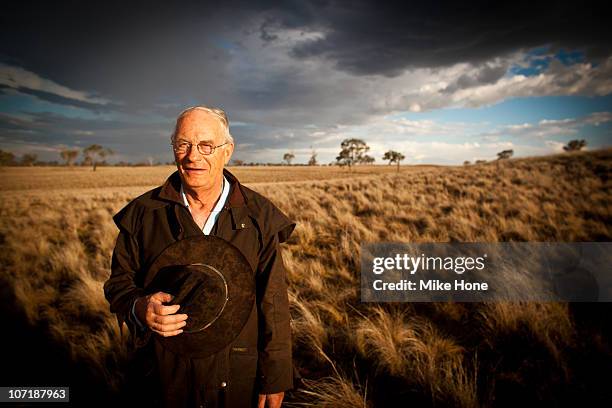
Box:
[258,392,284,408]
[134,292,188,337]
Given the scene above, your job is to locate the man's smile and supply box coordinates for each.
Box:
[183,167,209,174]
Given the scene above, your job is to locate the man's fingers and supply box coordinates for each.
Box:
[150,320,187,333]
[146,310,187,329]
[150,291,174,304]
[152,302,181,316]
[152,313,188,325]
[152,328,184,337]
[144,292,187,332]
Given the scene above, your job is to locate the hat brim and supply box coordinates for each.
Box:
[144,236,255,358]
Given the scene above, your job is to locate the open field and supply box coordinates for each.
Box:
[1,149,611,406]
[0,164,438,192]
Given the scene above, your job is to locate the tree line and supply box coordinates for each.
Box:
[281,138,589,169]
[0,145,113,170]
[463,139,588,166]
[0,138,590,169]
[278,139,403,170]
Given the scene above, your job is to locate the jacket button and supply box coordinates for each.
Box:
[240,223,245,228]
[220,381,227,388]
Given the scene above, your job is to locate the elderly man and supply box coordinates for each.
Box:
[104,107,295,407]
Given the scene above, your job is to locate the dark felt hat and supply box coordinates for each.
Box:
[144,236,255,358]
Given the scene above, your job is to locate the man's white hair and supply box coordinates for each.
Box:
[171,106,234,144]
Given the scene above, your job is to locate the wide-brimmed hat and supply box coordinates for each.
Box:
[144,236,255,358]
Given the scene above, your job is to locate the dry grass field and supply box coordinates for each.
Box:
[0,164,433,192]
[1,149,610,406]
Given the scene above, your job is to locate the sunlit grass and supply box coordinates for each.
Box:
[0,149,610,405]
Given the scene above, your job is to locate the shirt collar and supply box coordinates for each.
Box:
[158,169,246,207]
[180,175,230,211]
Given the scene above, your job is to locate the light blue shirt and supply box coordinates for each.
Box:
[131,175,232,330]
[180,175,231,235]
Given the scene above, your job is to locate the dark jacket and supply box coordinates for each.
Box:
[104,169,295,408]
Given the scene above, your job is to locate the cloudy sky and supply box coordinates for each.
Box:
[1,0,610,164]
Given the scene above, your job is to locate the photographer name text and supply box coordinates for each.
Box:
[372,279,488,291]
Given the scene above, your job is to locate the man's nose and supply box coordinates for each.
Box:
[186,144,203,161]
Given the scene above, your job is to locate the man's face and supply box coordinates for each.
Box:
[173,111,234,191]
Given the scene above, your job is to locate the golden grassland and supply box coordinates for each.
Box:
[0,163,436,192]
[0,149,610,406]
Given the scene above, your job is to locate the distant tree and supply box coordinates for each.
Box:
[83,144,113,171]
[283,152,295,165]
[308,148,318,166]
[563,139,587,152]
[475,160,487,164]
[383,150,405,172]
[0,149,15,166]
[20,153,38,166]
[463,160,471,166]
[60,149,79,166]
[497,149,513,160]
[362,155,375,165]
[232,159,245,166]
[336,138,370,170]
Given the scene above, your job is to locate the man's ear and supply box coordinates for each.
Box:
[224,143,235,165]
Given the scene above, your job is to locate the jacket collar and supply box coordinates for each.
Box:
[158,168,247,208]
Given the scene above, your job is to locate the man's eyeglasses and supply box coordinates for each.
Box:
[172,140,228,155]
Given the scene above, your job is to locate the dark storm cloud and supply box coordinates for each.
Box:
[1,0,611,164]
[0,86,118,112]
[3,0,610,93]
[441,62,510,94]
[0,112,32,132]
[279,1,612,76]
[0,111,167,146]
[1,0,239,111]
[0,109,293,162]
